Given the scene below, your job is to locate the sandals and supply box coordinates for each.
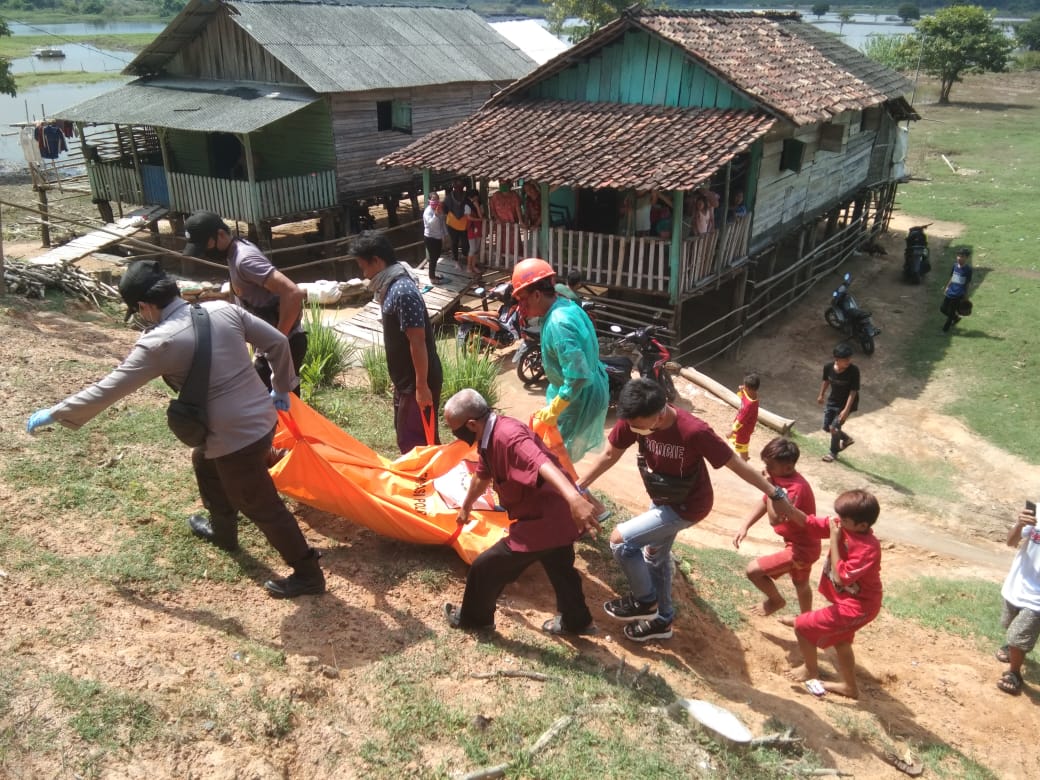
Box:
[839,437,855,451]
[997,669,1023,695]
[821,453,836,463]
[541,615,597,636]
[995,644,1010,663]
[884,752,924,777]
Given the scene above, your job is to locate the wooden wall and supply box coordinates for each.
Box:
[751,110,878,251]
[525,29,754,110]
[330,83,495,199]
[250,100,335,179]
[163,8,302,85]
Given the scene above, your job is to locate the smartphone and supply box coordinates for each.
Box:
[1027,500,1037,515]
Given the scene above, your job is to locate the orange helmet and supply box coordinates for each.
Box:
[511,258,555,295]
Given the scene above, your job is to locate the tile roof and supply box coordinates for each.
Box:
[494,10,916,126]
[379,100,775,191]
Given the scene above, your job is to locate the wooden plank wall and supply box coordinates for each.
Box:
[330,83,495,199]
[752,113,878,250]
[164,8,303,85]
[527,30,753,110]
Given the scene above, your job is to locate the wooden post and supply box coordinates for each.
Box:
[667,189,684,304]
[126,125,144,204]
[0,202,6,295]
[37,187,50,247]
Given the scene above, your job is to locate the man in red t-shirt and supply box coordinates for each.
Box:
[442,389,600,635]
[733,437,819,615]
[580,378,794,642]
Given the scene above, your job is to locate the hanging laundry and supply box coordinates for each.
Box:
[40,123,67,159]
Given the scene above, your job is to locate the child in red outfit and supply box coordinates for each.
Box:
[778,489,882,699]
[733,437,819,615]
[728,373,760,461]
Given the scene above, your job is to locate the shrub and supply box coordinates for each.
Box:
[438,334,499,409]
[299,303,356,399]
[861,33,910,70]
[360,344,392,396]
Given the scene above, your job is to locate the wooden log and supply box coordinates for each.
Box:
[678,366,795,435]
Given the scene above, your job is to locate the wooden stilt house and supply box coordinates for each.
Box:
[380,8,918,359]
[54,0,536,242]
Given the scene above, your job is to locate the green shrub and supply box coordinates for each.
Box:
[860,33,910,70]
[1012,50,1040,71]
[300,303,355,399]
[361,334,500,409]
[438,334,499,408]
[360,344,392,396]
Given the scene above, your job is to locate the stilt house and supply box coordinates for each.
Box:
[380,8,918,358]
[55,0,536,240]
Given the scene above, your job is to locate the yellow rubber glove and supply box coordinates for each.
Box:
[533,395,570,427]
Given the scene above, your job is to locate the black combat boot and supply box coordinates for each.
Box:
[188,514,239,552]
[264,548,325,598]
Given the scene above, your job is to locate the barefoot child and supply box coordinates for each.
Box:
[732,437,819,616]
[779,489,882,699]
[728,373,760,461]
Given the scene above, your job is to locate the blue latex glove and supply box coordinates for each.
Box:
[27,408,55,433]
[270,390,291,412]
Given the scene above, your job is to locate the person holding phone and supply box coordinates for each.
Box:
[994,498,1040,695]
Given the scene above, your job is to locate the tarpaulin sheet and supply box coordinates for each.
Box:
[269,395,511,564]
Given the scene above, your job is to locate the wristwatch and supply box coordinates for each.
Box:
[771,485,788,501]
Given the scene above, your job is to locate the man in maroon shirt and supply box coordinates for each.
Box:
[442,389,600,634]
[581,378,793,641]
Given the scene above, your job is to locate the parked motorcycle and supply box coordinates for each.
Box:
[903,223,932,284]
[515,298,602,387]
[454,283,520,351]
[606,324,677,402]
[824,272,881,355]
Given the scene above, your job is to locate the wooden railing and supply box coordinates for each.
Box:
[478,214,752,296]
[85,161,338,224]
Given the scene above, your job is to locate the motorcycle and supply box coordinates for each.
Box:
[515,298,601,388]
[903,223,932,284]
[824,272,881,355]
[606,324,677,402]
[454,283,520,351]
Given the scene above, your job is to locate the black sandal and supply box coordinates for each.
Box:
[995,644,1010,663]
[997,669,1023,695]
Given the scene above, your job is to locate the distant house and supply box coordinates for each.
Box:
[381,8,918,355]
[56,0,535,241]
[489,19,570,65]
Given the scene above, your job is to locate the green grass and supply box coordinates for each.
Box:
[884,577,1003,646]
[0,33,157,60]
[300,303,357,399]
[897,75,1040,463]
[50,673,158,748]
[675,543,752,630]
[15,71,129,88]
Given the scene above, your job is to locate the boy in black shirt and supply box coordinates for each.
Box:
[817,343,859,463]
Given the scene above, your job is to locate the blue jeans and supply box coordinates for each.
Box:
[611,504,692,622]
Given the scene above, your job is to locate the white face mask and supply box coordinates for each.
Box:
[628,408,666,436]
[629,426,654,436]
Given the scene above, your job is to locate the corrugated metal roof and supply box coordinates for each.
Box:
[127,1,536,92]
[54,79,320,133]
[490,20,569,65]
[379,100,775,191]
[493,9,916,126]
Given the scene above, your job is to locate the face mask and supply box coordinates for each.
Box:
[629,426,654,436]
[452,424,477,446]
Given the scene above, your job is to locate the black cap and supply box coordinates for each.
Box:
[119,259,167,321]
[183,210,230,258]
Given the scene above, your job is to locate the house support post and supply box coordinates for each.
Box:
[422,169,432,202]
[667,190,684,305]
[538,182,549,260]
[241,133,260,236]
[127,125,144,204]
[724,264,750,358]
[37,187,50,247]
[0,202,6,295]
